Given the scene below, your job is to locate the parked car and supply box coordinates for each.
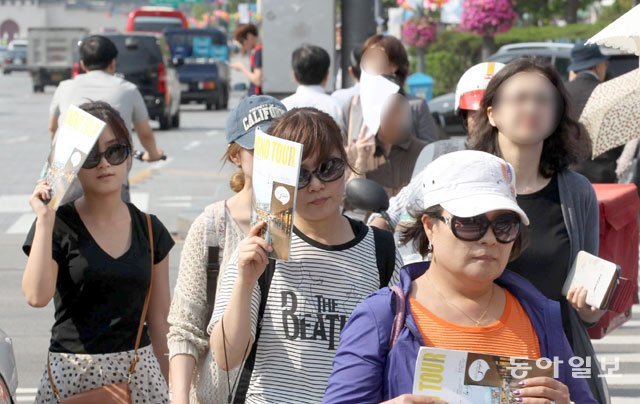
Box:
[430,42,639,137]
[74,32,182,130]
[0,328,18,404]
[164,27,230,110]
[2,39,28,74]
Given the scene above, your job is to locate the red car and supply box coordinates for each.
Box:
[126,7,189,33]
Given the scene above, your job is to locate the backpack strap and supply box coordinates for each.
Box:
[372,226,396,288]
[233,259,276,403]
[389,285,406,348]
[205,203,225,321]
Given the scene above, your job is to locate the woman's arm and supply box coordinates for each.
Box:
[210,222,270,371]
[22,183,59,308]
[323,300,388,404]
[147,255,171,382]
[167,212,212,402]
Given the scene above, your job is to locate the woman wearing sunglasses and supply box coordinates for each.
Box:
[167,96,286,404]
[324,150,596,404]
[208,108,402,403]
[22,101,174,403]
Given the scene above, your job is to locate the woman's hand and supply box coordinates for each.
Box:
[567,286,605,324]
[512,377,571,403]
[381,394,446,404]
[237,221,272,286]
[354,125,376,173]
[29,182,55,222]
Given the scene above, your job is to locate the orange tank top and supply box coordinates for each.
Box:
[409,289,541,359]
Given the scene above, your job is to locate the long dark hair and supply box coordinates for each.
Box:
[467,58,591,178]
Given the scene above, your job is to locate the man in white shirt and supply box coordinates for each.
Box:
[49,35,163,162]
[331,48,362,111]
[282,45,344,132]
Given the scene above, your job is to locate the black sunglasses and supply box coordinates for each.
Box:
[83,144,131,169]
[430,212,521,244]
[298,158,346,189]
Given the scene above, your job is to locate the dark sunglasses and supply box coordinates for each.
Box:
[83,144,131,169]
[430,212,521,244]
[298,158,346,189]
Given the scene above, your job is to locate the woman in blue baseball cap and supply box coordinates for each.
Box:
[167,95,286,404]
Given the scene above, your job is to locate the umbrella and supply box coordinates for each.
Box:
[580,69,640,158]
[587,5,640,55]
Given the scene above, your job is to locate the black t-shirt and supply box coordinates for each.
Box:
[509,175,574,344]
[23,202,175,354]
[510,175,571,301]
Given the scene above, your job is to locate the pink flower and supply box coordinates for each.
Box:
[402,14,438,48]
[460,0,517,36]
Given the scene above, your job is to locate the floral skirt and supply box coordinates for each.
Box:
[36,345,168,403]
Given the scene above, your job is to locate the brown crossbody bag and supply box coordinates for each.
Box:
[46,213,156,403]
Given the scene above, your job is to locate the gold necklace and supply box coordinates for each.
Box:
[427,273,495,327]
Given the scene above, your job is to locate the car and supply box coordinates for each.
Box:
[429,42,639,137]
[0,46,8,66]
[3,40,28,75]
[0,328,18,404]
[126,6,189,33]
[164,27,230,110]
[74,32,182,130]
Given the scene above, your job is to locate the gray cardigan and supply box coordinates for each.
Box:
[557,169,599,262]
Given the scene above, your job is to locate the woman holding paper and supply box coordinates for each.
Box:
[323,150,596,404]
[347,76,426,199]
[369,58,608,402]
[22,101,174,402]
[167,95,287,404]
[208,108,402,403]
[342,34,439,144]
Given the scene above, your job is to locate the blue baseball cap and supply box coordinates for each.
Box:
[226,95,287,149]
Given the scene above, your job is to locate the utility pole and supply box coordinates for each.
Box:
[341,0,376,88]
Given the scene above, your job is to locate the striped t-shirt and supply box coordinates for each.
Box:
[210,218,402,403]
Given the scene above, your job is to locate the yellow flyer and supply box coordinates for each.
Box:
[251,128,303,261]
[40,105,105,210]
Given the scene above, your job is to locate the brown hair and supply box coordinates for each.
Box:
[467,58,591,177]
[400,205,528,262]
[222,143,246,193]
[79,101,132,149]
[267,108,353,171]
[233,23,259,43]
[362,34,410,85]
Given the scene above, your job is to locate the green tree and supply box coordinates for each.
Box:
[515,0,596,25]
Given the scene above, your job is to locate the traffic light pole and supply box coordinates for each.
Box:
[341,0,376,88]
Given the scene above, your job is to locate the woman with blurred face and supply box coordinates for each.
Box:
[467,57,606,402]
[23,101,174,403]
[324,151,596,404]
[343,34,439,144]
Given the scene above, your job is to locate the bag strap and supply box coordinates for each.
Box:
[372,226,396,288]
[347,95,359,145]
[389,285,406,348]
[128,213,156,377]
[232,259,276,403]
[47,213,156,400]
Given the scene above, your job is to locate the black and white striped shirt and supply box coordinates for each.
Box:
[210,219,402,403]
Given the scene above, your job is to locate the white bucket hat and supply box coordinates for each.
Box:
[419,150,530,225]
